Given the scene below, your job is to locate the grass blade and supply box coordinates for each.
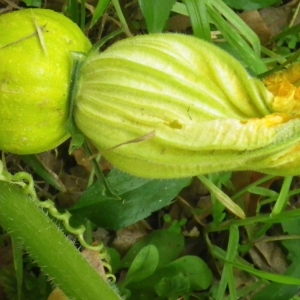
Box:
[271,176,293,215]
[216,226,239,300]
[198,175,245,219]
[90,0,111,28]
[213,246,300,285]
[112,0,132,36]
[209,0,261,55]
[183,0,211,41]
[205,3,266,75]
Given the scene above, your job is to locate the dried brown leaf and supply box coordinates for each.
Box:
[112,223,149,254]
[249,240,288,274]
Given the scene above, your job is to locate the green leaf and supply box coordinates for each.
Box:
[158,256,213,291]
[107,248,122,274]
[138,0,176,33]
[223,0,280,11]
[122,229,184,269]
[135,256,213,292]
[23,0,42,7]
[155,273,190,298]
[107,168,151,194]
[70,169,191,230]
[247,186,279,198]
[123,245,159,286]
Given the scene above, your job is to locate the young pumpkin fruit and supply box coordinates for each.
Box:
[0,9,91,154]
[74,34,300,178]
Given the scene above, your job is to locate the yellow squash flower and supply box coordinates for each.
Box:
[74,34,300,178]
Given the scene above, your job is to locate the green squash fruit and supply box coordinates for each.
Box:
[0,9,91,154]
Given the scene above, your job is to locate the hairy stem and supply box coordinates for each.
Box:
[0,180,121,300]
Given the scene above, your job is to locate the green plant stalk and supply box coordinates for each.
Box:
[206,208,300,233]
[0,180,121,300]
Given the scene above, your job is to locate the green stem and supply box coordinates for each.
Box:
[82,141,120,199]
[112,0,132,37]
[0,180,121,300]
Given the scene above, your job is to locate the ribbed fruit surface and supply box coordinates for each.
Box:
[75,34,298,178]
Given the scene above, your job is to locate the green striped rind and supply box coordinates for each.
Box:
[74,33,300,178]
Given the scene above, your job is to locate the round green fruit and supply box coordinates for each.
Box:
[0,9,91,154]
